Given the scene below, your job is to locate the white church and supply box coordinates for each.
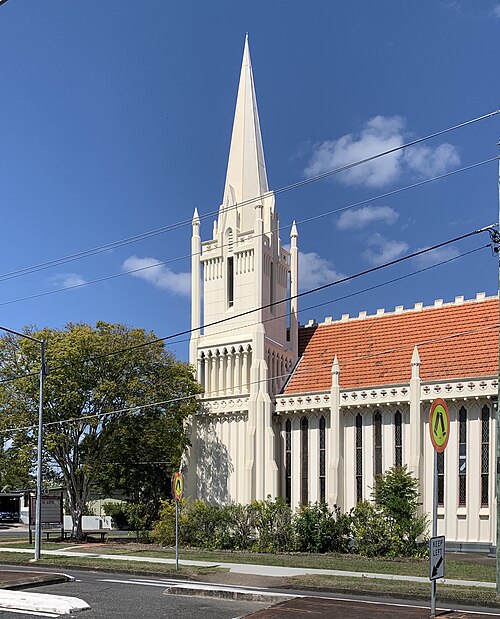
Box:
[184,36,499,552]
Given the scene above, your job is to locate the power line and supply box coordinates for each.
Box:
[0,104,498,284]
[162,243,491,349]
[0,155,495,303]
[0,242,487,386]
[0,226,493,385]
[2,321,498,436]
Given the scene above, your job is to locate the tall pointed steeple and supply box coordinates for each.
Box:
[222,35,269,208]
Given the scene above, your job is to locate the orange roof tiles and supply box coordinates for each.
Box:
[284,297,499,394]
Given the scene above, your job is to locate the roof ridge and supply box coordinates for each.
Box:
[300,292,498,328]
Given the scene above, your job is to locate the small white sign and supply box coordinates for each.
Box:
[429,535,445,581]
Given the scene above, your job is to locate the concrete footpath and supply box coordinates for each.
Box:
[0,546,495,589]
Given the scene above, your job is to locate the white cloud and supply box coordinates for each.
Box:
[305,116,404,188]
[50,273,87,288]
[443,0,462,12]
[298,250,344,290]
[362,233,409,266]
[336,205,399,230]
[304,115,460,188]
[123,256,190,297]
[413,245,460,268]
[492,4,500,17]
[404,143,460,177]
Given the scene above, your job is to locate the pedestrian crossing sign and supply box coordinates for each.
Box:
[172,472,184,501]
[429,398,450,453]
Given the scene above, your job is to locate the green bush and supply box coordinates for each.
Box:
[103,501,152,541]
[293,502,351,553]
[180,500,232,549]
[225,503,255,550]
[103,501,129,530]
[249,496,294,552]
[372,465,428,557]
[123,503,151,542]
[349,500,393,557]
[152,499,233,549]
[151,500,178,546]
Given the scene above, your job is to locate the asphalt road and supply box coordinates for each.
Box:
[2,565,500,618]
[0,568,270,618]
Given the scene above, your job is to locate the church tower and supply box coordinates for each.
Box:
[186,36,299,504]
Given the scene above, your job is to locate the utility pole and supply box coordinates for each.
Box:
[494,141,500,596]
[484,144,500,595]
[0,326,47,561]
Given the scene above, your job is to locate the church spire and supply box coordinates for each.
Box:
[222,35,269,209]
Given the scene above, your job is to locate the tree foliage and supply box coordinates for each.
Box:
[0,322,201,538]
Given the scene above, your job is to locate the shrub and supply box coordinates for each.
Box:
[123,503,151,542]
[151,500,178,546]
[103,501,153,541]
[249,496,294,552]
[349,500,393,557]
[103,501,129,530]
[225,503,255,550]
[293,502,351,553]
[180,500,232,549]
[152,499,233,549]
[372,465,428,557]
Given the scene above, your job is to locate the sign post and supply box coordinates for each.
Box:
[429,398,450,618]
[172,472,184,572]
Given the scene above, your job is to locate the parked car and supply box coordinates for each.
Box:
[0,511,19,522]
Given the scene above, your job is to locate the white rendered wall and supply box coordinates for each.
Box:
[279,391,496,547]
[194,412,249,504]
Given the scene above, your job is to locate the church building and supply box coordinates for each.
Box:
[185,36,499,551]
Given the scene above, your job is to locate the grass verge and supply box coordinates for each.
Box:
[26,544,493,583]
[0,551,497,608]
[0,551,226,578]
[285,574,499,608]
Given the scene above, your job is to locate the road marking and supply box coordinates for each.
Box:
[311,594,500,616]
[0,609,59,617]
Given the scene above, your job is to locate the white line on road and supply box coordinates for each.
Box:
[0,609,59,617]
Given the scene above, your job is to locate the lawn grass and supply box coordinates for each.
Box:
[0,541,494,583]
[0,551,225,578]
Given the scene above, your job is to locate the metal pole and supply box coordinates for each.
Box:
[175,498,179,571]
[431,449,438,618]
[0,327,45,563]
[496,142,500,597]
[34,340,45,562]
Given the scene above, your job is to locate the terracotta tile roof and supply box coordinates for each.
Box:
[284,296,499,394]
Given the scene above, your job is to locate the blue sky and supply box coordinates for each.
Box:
[1,1,500,361]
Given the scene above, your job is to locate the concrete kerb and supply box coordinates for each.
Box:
[0,590,90,615]
[164,582,294,604]
[1,570,73,590]
[0,547,495,590]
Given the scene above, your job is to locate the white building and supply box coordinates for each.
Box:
[184,36,498,551]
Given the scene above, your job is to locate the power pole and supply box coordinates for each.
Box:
[495,142,500,596]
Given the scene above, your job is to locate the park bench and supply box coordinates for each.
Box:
[42,529,108,542]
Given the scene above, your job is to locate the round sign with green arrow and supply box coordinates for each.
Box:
[429,398,450,453]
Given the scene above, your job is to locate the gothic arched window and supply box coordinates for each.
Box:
[355,413,362,502]
[301,417,309,505]
[319,416,326,503]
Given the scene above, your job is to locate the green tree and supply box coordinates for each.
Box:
[0,322,201,538]
[372,465,428,556]
[93,354,202,525]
